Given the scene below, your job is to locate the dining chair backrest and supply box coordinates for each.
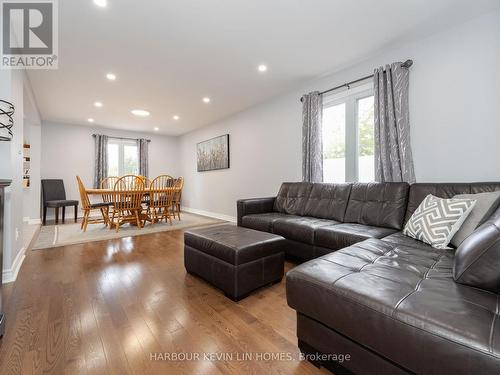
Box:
[136,175,150,203]
[137,175,150,187]
[149,175,176,209]
[118,174,144,190]
[76,176,91,210]
[41,179,67,203]
[176,176,184,189]
[150,174,175,188]
[173,176,184,201]
[113,175,144,210]
[100,176,119,189]
[100,176,119,203]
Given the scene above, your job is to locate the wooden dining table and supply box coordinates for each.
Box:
[86,187,181,227]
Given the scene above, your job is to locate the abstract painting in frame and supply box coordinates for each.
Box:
[197,134,230,172]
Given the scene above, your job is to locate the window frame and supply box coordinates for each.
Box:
[322,81,374,182]
[107,138,139,176]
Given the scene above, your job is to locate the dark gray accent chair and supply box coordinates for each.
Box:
[41,179,79,225]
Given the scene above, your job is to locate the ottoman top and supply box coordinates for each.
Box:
[184,224,285,265]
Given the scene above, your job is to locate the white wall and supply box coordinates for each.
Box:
[178,93,302,218]
[22,78,43,223]
[178,9,500,219]
[0,69,34,281]
[41,122,180,217]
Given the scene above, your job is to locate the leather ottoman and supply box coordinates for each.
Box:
[184,224,285,301]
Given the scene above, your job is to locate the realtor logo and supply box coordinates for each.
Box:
[1,0,58,69]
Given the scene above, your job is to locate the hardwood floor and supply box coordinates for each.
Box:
[0,227,328,374]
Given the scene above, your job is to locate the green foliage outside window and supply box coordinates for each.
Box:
[323,101,374,159]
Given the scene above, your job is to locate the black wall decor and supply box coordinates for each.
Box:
[0,100,14,141]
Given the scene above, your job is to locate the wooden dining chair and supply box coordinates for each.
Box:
[76,176,110,231]
[100,176,120,191]
[148,175,176,225]
[137,175,150,187]
[171,176,184,220]
[109,175,145,232]
[100,176,119,222]
[136,175,151,206]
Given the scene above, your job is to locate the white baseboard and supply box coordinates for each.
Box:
[182,206,236,223]
[3,246,26,284]
[23,217,42,225]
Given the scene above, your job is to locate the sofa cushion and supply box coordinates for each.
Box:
[287,239,500,374]
[453,206,500,293]
[241,213,299,233]
[273,217,340,245]
[273,182,313,215]
[302,183,352,221]
[315,223,397,250]
[237,197,276,226]
[382,231,435,251]
[343,182,409,230]
[45,199,79,207]
[405,182,500,223]
[450,191,500,247]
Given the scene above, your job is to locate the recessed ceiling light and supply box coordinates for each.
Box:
[94,101,103,108]
[88,118,95,123]
[94,0,107,8]
[173,115,180,120]
[106,73,116,81]
[131,109,150,117]
[257,64,267,72]
[154,127,159,131]
[202,97,211,103]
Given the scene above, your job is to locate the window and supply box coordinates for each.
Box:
[107,139,139,176]
[322,82,374,183]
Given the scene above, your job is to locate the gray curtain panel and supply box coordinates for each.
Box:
[302,91,323,183]
[138,138,149,178]
[374,62,415,183]
[93,134,108,188]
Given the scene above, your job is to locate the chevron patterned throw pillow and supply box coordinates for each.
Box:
[403,194,476,249]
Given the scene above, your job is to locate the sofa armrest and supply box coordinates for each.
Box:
[237,197,276,226]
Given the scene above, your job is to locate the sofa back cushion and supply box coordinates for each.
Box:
[273,182,313,215]
[453,206,500,293]
[303,183,352,221]
[343,182,409,229]
[405,183,500,223]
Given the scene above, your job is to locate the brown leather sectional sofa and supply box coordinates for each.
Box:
[237,182,500,374]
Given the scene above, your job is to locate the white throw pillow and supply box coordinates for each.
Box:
[403,194,476,249]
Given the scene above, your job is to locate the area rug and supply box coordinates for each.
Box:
[32,212,226,250]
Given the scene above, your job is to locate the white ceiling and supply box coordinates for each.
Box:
[28,0,500,136]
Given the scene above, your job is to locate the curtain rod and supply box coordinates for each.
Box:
[92,134,151,142]
[300,59,413,102]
